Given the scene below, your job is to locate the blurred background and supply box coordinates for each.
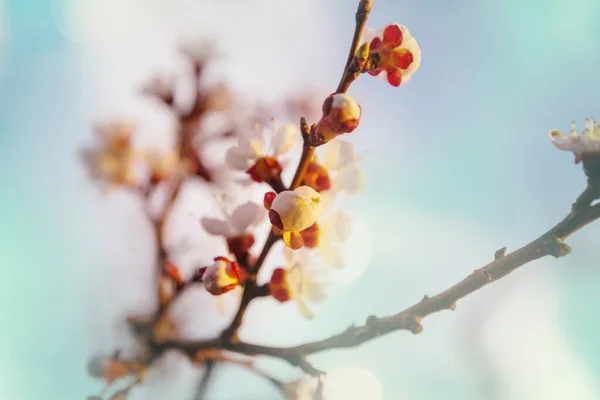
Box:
[2,0,600,399]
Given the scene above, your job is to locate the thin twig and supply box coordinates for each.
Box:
[159,199,600,373]
[194,361,216,400]
[336,0,373,93]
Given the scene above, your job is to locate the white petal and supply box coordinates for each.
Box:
[272,123,300,155]
[322,139,359,170]
[200,217,232,236]
[319,242,345,269]
[225,146,253,170]
[582,136,600,151]
[359,26,377,44]
[230,202,265,233]
[318,189,337,214]
[233,177,255,186]
[239,135,267,159]
[295,299,315,319]
[283,246,296,268]
[335,165,367,193]
[322,211,353,243]
[398,25,421,82]
[548,129,586,152]
[304,276,327,303]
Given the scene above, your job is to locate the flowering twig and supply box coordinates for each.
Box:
[156,192,600,374]
[336,0,373,93]
[219,0,372,345]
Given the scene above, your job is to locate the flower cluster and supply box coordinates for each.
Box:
[85,9,424,400]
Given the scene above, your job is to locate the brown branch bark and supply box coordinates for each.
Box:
[336,0,373,93]
[157,196,600,374]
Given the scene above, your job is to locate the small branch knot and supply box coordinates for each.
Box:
[406,315,423,334]
[540,236,572,258]
[494,247,507,260]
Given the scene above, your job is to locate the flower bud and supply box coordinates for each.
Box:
[200,256,242,295]
[312,93,361,145]
[268,186,322,232]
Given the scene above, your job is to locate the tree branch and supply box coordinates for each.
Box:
[193,361,216,400]
[336,0,373,93]
[158,196,600,372]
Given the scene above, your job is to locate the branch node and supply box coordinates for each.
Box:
[540,236,572,258]
[494,247,507,260]
[406,315,423,334]
[448,302,457,311]
[475,268,494,282]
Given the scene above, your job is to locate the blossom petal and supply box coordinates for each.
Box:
[225,146,253,170]
[319,189,337,214]
[397,26,421,82]
[230,202,265,233]
[295,298,315,319]
[360,26,377,45]
[239,135,267,159]
[201,217,232,236]
[335,165,367,193]
[319,242,344,269]
[549,129,586,152]
[322,211,352,243]
[272,123,300,156]
[383,24,403,48]
[322,139,359,170]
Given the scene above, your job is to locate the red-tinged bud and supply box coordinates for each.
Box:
[268,209,284,230]
[300,222,320,248]
[246,157,283,183]
[201,257,242,295]
[269,268,292,303]
[264,191,277,210]
[312,93,362,145]
[367,23,421,87]
[226,232,255,261]
[302,161,331,192]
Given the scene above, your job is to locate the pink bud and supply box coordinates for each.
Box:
[312,93,361,145]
